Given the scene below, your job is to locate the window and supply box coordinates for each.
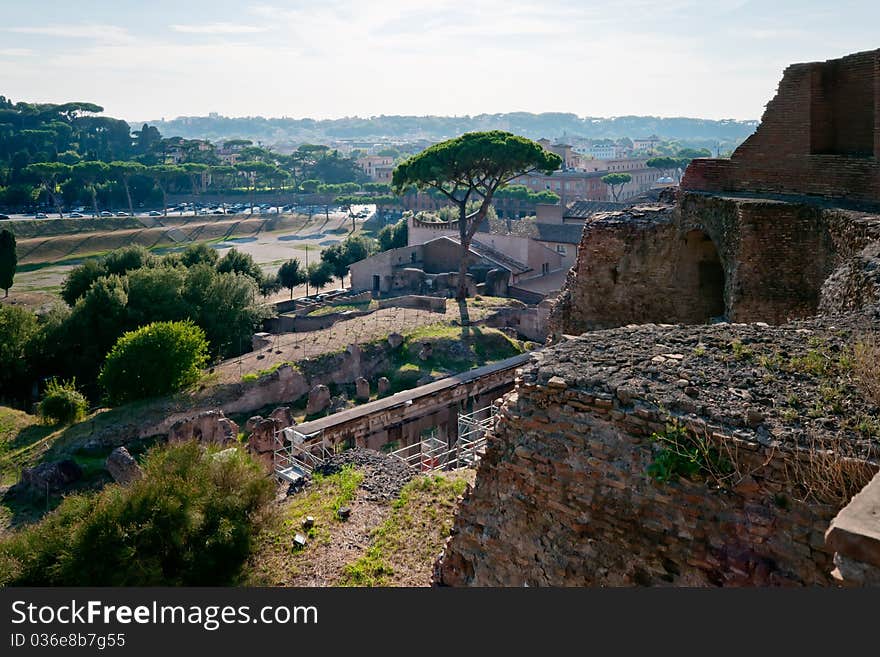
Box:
[556,244,567,255]
[542,262,550,275]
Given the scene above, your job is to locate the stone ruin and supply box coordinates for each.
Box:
[436,49,880,587]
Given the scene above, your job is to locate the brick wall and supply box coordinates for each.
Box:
[681,49,880,205]
[549,193,880,335]
[436,354,864,586]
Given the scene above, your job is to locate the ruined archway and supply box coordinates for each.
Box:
[678,229,726,322]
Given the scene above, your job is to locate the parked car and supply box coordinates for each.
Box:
[100,211,113,217]
[0,214,9,220]
[116,211,130,217]
[35,213,48,218]
[148,210,162,216]
[69,212,85,218]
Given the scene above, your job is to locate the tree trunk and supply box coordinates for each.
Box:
[161,184,168,217]
[48,184,63,218]
[90,186,98,217]
[124,178,134,217]
[457,202,469,300]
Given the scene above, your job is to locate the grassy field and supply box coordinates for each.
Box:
[246,467,472,587]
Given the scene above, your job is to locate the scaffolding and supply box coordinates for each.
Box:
[389,404,498,473]
[272,427,332,484]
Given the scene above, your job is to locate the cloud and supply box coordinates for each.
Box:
[170,22,269,34]
[0,48,34,57]
[5,24,133,44]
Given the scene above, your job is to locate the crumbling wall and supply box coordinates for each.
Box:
[681,49,880,205]
[437,324,879,587]
[549,193,880,335]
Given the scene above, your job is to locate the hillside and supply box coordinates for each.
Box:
[142,113,758,148]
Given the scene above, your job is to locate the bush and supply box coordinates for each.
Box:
[98,320,209,405]
[38,378,88,425]
[0,442,275,585]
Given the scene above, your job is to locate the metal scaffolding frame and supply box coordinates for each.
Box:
[272,427,332,484]
[389,404,498,473]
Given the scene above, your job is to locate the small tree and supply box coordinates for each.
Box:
[278,259,306,299]
[180,243,218,268]
[148,164,183,217]
[392,131,561,299]
[72,161,109,216]
[0,229,16,297]
[601,173,632,202]
[24,162,70,218]
[306,261,334,295]
[377,218,407,252]
[216,248,263,284]
[38,378,88,425]
[110,161,146,217]
[61,259,107,305]
[98,320,209,405]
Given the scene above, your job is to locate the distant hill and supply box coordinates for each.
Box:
[136,113,759,149]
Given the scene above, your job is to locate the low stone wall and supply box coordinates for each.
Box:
[377,295,447,312]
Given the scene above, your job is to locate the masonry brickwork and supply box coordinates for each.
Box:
[437,323,879,586]
[681,49,880,206]
[548,192,880,335]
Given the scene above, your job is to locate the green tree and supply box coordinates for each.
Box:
[0,229,16,297]
[181,162,210,205]
[24,162,70,218]
[601,173,632,202]
[306,261,334,295]
[109,161,146,217]
[180,243,218,267]
[278,258,306,299]
[103,245,155,276]
[377,218,407,251]
[72,161,109,216]
[98,320,209,405]
[0,441,273,586]
[0,304,37,398]
[61,259,107,305]
[392,131,560,298]
[235,160,275,214]
[148,164,183,216]
[216,248,263,284]
[124,266,188,327]
[38,378,88,425]
[646,156,679,179]
[184,268,269,358]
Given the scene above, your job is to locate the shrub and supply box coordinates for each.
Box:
[38,378,88,425]
[0,442,274,585]
[98,320,209,405]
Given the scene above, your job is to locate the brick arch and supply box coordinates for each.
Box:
[675,229,726,322]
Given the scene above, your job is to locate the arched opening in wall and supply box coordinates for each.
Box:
[680,230,725,321]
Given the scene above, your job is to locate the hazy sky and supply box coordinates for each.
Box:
[1,0,878,122]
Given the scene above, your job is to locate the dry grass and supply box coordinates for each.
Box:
[853,334,880,406]
[339,470,473,587]
[780,434,878,507]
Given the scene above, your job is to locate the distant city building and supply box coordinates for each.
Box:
[632,135,661,153]
[357,155,395,180]
[588,144,621,160]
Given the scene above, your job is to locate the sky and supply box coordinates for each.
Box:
[0,0,878,123]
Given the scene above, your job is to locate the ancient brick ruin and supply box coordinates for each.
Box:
[436,49,880,587]
[682,48,880,206]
